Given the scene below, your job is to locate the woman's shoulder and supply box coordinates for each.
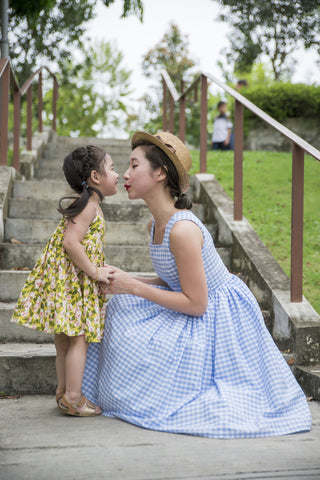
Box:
[169,211,204,241]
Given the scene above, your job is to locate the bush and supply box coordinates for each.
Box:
[239,83,320,122]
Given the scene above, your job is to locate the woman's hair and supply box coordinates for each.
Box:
[58,145,107,221]
[132,140,192,210]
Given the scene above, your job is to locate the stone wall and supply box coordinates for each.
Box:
[244,117,320,151]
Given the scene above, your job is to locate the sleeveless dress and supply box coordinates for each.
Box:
[82,210,311,437]
[11,213,106,343]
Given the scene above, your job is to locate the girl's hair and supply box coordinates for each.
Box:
[58,145,107,221]
[132,140,192,210]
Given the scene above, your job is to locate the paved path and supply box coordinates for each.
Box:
[1,396,320,480]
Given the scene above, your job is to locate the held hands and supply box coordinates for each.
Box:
[99,266,137,295]
[96,266,114,285]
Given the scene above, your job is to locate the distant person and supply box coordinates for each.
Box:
[211,101,233,150]
[11,145,118,417]
[236,79,248,90]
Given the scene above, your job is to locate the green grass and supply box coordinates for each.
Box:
[190,150,320,314]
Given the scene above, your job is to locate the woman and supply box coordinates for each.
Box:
[82,131,311,438]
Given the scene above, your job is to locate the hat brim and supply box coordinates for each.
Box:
[131,131,190,193]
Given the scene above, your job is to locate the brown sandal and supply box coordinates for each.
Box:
[55,389,65,405]
[58,394,102,417]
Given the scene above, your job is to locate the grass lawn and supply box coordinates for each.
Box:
[190,150,320,315]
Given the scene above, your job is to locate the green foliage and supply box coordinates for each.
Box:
[102,0,143,20]
[142,23,197,88]
[215,0,320,81]
[239,83,320,122]
[43,40,132,137]
[139,23,200,145]
[190,150,320,314]
[8,0,144,84]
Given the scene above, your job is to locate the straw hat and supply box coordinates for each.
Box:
[131,131,192,193]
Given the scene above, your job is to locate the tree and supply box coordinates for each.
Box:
[45,40,132,137]
[215,0,320,81]
[7,0,144,83]
[142,23,197,91]
[141,23,201,146]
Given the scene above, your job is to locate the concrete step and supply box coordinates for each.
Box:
[296,365,320,401]
[12,180,139,201]
[8,197,205,222]
[0,244,153,271]
[12,179,195,203]
[0,343,56,394]
[0,273,156,342]
[4,218,151,244]
[0,261,156,301]
[2,341,318,400]
[0,302,54,343]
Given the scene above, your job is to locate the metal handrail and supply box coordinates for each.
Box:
[0,59,59,170]
[161,69,320,303]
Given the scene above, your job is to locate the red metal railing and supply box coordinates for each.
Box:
[161,70,320,303]
[0,59,58,170]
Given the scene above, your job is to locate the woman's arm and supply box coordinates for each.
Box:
[62,203,111,284]
[105,220,208,316]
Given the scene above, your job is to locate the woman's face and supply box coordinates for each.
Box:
[123,146,162,200]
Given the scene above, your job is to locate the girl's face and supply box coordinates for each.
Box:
[123,146,161,200]
[99,155,119,196]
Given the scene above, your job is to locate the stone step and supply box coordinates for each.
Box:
[0,263,156,301]
[296,365,320,401]
[0,302,54,343]
[8,197,205,222]
[4,219,151,245]
[0,273,156,343]
[0,244,153,271]
[11,180,142,201]
[2,342,319,400]
[8,198,151,221]
[0,245,229,303]
[0,343,56,394]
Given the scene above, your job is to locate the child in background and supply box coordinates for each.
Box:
[211,100,233,150]
[11,145,118,416]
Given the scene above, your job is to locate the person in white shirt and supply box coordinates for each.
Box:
[211,101,233,150]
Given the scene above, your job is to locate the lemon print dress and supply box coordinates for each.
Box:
[11,213,106,342]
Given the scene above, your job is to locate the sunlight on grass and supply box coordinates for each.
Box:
[190,150,320,314]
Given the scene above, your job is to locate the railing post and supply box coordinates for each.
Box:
[291,144,304,302]
[38,70,43,132]
[0,62,9,166]
[53,76,58,132]
[162,78,167,131]
[12,87,20,170]
[169,93,174,133]
[26,86,32,150]
[234,99,244,220]
[200,74,207,173]
[179,79,185,142]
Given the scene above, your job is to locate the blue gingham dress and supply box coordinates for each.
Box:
[83,210,311,438]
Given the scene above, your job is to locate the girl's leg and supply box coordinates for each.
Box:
[54,333,70,396]
[64,335,89,405]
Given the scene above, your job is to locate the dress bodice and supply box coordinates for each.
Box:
[150,210,230,293]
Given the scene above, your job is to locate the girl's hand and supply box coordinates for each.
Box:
[97,266,114,285]
[99,266,137,295]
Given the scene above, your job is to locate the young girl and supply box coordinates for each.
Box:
[11,145,118,417]
[82,131,312,437]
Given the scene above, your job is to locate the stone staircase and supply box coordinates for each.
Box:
[1,135,319,401]
[0,135,226,394]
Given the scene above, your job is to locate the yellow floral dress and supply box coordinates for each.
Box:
[11,214,106,342]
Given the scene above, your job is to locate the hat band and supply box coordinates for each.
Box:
[155,135,176,154]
